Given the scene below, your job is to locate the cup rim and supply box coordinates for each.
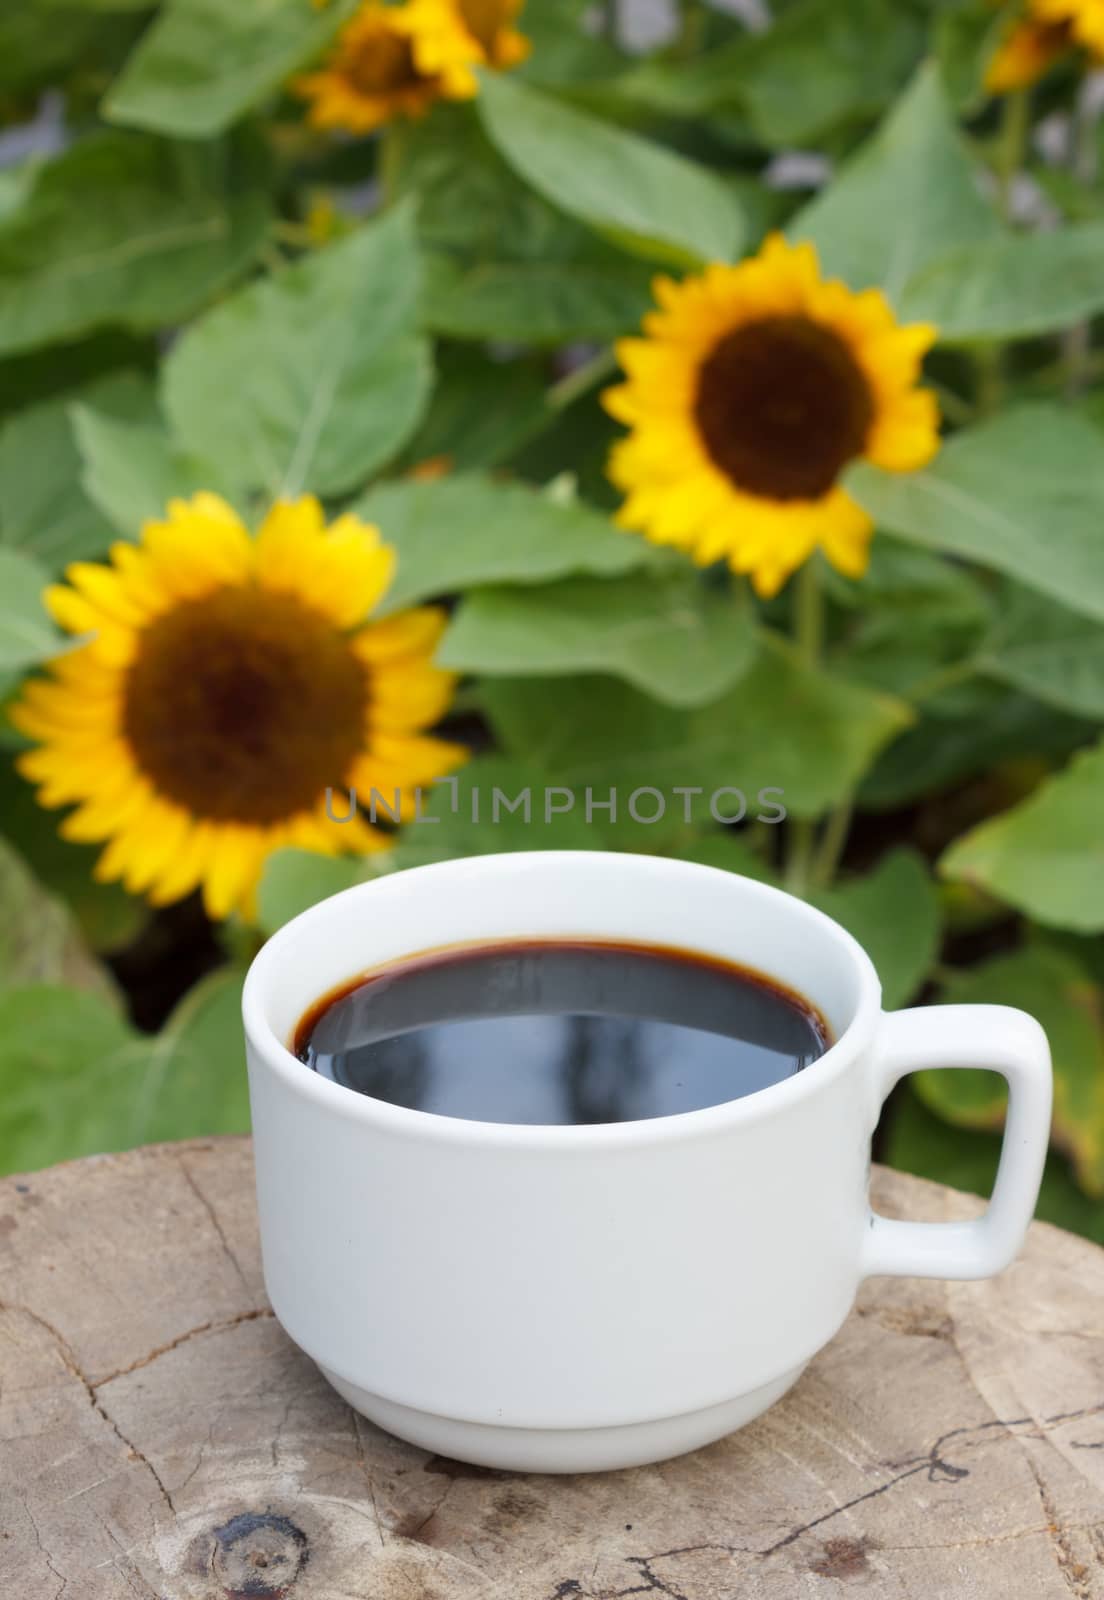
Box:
[242,851,883,1150]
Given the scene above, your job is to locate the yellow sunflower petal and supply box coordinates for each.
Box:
[368,660,459,733]
[256,499,396,627]
[350,606,448,664]
[14,487,465,920]
[292,0,479,134]
[604,229,940,592]
[147,822,218,907]
[986,10,1073,91]
[199,827,268,921]
[865,388,941,472]
[140,493,253,599]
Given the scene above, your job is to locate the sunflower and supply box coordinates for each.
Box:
[11,495,465,921]
[985,0,1104,91]
[602,234,940,599]
[293,1,480,134]
[404,0,531,91]
[1033,0,1104,53]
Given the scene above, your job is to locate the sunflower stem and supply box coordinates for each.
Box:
[793,556,824,668]
[785,560,825,897]
[785,821,816,899]
[995,87,1030,219]
[810,794,853,891]
[973,344,1003,416]
[1061,80,1099,396]
[378,123,405,209]
[976,88,1030,414]
[546,347,619,413]
[677,0,708,57]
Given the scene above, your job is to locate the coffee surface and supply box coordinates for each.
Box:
[295,939,830,1126]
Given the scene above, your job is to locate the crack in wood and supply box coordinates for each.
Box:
[175,1154,253,1294]
[1024,1456,1097,1599]
[23,1495,69,1600]
[538,1400,1104,1599]
[0,1301,175,1517]
[92,1307,275,1389]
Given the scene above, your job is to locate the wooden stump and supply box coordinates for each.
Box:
[2,1139,1103,1599]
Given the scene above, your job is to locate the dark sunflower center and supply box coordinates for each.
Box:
[348,32,421,94]
[122,587,367,825]
[693,315,875,502]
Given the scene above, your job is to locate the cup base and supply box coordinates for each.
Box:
[317,1364,806,1473]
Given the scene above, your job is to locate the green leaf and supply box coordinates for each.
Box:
[257,849,372,937]
[690,0,923,149]
[935,2,1006,114]
[940,738,1104,934]
[0,966,249,1175]
[105,0,359,138]
[669,833,779,884]
[397,102,655,342]
[0,9,141,96]
[851,407,1104,627]
[398,102,593,261]
[477,72,744,268]
[977,584,1104,719]
[831,538,991,702]
[0,371,154,569]
[71,405,240,537]
[399,346,552,473]
[256,753,611,932]
[901,224,1104,343]
[0,761,145,954]
[388,754,607,867]
[0,131,271,357]
[135,968,251,1141]
[354,474,644,612]
[483,640,911,821]
[791,61,998,296]
[810,849,940,1010]
[0,330,155,421]
[830,536,992,622]
[861,691,1094,812]
[163,207,432,498]
[886,1085,1104,1244]
[884,1082,1001,1198]
[422,254,651,344]
[439,573,756,708]
[0,986,151,1177]
[0,549,65,671]
[927,944,1104,1196]
[0,837,119,1004]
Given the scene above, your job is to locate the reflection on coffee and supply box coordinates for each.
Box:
[295,939,830,1126]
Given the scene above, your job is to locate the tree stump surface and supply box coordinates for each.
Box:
[2,1139,1103,1599]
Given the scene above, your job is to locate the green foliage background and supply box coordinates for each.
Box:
[2,0,1104,1242]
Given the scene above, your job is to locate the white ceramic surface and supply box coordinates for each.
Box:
[242,852,1052,1473]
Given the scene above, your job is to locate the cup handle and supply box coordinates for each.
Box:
[862,1005,1052,1280]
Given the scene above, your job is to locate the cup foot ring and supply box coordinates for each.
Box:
[317,1364,806,1474]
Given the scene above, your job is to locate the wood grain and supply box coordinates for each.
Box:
[2,1139,1103,1598]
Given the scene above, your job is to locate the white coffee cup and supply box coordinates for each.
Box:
[242,851,1052,1474]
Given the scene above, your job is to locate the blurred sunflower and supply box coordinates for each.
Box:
[602,234,940,599]
[405,0,530,88]
[293,1,479,133]
[986,0,1104,91]
[294,0,529,133]
[11,496,465,921]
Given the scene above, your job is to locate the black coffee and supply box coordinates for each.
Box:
[295,939,830,1126]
